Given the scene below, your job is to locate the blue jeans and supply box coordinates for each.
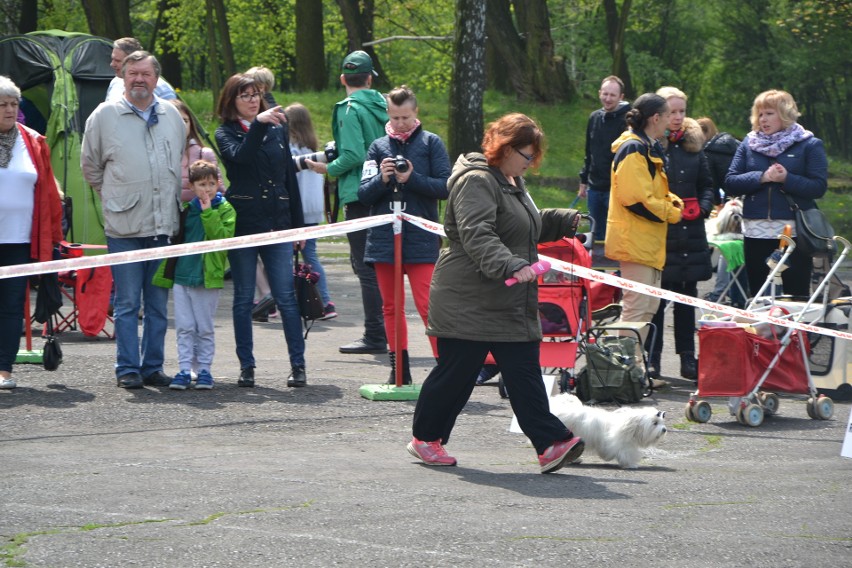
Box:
[107,236,170,378]
[301,224,330,305]
[587,187,610,241]
[229,242,305,370]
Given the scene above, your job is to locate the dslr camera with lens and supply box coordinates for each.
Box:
[393,155,409,174]
[293,141,338,172]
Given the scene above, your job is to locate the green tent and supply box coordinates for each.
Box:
[0,30,114,245]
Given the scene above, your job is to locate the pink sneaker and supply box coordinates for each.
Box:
[407,437,457,466]
[538,436,585,474]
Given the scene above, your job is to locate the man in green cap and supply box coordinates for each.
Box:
[307,50,389,354]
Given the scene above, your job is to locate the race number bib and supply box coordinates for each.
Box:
[361,159,379,180]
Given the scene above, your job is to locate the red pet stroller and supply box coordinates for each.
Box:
[531,234,621,393]
[686,236,850,426]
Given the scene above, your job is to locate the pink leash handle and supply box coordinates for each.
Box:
[505,260,551,286]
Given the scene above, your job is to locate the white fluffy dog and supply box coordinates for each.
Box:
[549,393,667,469]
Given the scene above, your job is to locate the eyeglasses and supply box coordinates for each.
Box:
[238,92,261,102]
[515,148,535,162]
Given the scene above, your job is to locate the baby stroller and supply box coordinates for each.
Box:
[686,235,850,426]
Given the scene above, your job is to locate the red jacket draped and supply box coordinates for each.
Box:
[17,123,63,262]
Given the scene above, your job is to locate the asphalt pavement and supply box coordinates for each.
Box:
[1,245,851,567]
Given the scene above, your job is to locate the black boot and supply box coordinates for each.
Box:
[680,352,698,380]
[386,350,413,385]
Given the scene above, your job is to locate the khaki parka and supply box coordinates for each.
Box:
[426,153,579,343]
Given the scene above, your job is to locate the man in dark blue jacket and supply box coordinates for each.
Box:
[578,76,630,241]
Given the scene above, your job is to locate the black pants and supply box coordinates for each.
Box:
[646,280,698,356]
[0,244,31,373]
[344,201,386,343]
[743,237,813,297]
[412,337,571,455]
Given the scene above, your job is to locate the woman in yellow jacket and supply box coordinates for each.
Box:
[605,93,682,361]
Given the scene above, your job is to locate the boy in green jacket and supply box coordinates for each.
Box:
[154,160,236,390]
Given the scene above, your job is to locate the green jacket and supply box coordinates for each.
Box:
[326,88,388,205]
[153,196,236,290]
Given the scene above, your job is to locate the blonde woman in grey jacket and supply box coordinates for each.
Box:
[407,113,586,474]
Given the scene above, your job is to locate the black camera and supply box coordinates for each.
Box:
[393,155,409,173]
[293,141,338,173]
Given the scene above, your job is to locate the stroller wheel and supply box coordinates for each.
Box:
[806,398,817,419]
[742,403,764,427]
[759,392,780,416]
[809,396,834,420]
[692,400,712,423]
[684,403,696,422]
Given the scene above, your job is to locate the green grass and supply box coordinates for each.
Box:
[180,88,851,228]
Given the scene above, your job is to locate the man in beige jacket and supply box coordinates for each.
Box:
[82,51,185,389]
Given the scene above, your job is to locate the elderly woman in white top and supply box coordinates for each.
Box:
[0,76,64,389]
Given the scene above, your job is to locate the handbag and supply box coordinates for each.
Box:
[782,193,835,256]
[294,248,324,338]
[42,319,63,371]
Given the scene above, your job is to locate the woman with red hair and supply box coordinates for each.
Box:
[407,113,585,474]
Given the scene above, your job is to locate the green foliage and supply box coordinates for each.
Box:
[821,191,852,239]
[34,0,88,33]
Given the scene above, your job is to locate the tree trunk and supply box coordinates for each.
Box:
[18,0,38,33]
[205,0,222,112]
[514,0,574,102]
[81,0,133,38]
[449,0,486,159]
[335,0,387,88]
[485,34,511,93]
[603,0,634,98]
[295,0,327,91]
[486,0,573,102]
[485,0,528,97]
[211,0,236,78]
[149,0,182,90]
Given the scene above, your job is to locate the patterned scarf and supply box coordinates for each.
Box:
[0,124,18,168]
[385,119,421,143]
[667,128,685,144]
[747,123,813,158]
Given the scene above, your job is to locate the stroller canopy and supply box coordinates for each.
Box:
[0,30,115,245]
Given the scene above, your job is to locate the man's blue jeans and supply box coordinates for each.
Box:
[586,187,611,241]
[229,242,305,370]
[107,236,170,378]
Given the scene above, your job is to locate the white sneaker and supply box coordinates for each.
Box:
[0,377,17,389]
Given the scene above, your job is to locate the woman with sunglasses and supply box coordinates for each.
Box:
[407,113,585,474]
[215,73,306,389]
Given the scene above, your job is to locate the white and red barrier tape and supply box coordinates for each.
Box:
[0,214,392,280]
[538,253,852,342]
[3,212,850,342]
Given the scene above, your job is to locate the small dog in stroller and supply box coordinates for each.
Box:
[549,393,667,469]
